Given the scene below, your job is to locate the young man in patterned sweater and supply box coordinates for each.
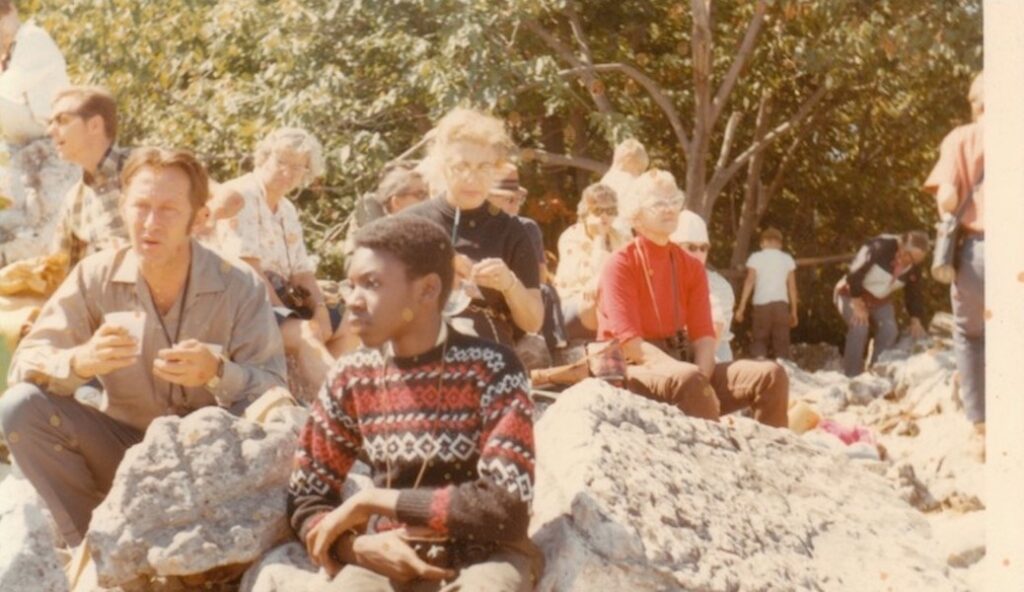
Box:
[287,215,541,591]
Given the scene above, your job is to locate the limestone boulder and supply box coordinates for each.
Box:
[0,475,67,592]
[86,407,299,588]
[237,464,374,591]
[530,379,966,592]
[238,543,328,592]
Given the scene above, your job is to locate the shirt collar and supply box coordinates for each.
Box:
[382,321,449,359]
[83,144,124,188]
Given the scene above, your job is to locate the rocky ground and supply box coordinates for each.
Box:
[0,316,981,591]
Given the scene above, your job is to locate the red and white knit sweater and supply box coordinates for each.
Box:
[287,328,535,545]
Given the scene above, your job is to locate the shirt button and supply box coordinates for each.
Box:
[53,444,63,453]
[469,221,476,228]
[50,415,61,427]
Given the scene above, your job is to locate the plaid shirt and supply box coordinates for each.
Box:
[50,146,130,267]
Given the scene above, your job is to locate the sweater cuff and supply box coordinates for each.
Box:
[395,488,438,529]
[298,510,330,543]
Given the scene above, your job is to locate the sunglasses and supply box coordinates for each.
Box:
[682,243,710,253]
[590,206,618,217]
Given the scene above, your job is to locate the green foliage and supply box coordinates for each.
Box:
[24,0,980,345]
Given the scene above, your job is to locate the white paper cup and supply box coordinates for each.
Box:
[104,311,146,354]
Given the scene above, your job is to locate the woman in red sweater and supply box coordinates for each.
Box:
[597,170,789,427]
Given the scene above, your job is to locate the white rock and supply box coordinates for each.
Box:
[530,379,966,592]
[0,475,67,592]
[238,542,330,592]
[929,511,985,570]
[87,407,298,588]
[0,138,79,264]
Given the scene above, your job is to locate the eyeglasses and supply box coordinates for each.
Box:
[394,189,429,201]
[645,198,683,213]
[46,110,84,127]
[446,161,498,179]
[493,194,525,206]
[590,206,618,217]
[681,243,710,253]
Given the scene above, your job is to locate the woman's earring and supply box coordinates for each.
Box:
[401,307,415,323]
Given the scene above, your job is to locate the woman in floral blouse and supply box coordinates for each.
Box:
[215,128,353,398]
[554,183,629,340]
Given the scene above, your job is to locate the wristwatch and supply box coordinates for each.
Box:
[205,354,226,390]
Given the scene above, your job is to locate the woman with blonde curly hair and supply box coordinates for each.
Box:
[401,108,543,348]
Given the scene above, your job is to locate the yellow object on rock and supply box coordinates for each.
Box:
[788,401,822,435]
[0,252,69,297]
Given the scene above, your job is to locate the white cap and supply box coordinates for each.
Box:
[671,209,709,244]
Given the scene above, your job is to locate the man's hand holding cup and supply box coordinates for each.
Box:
[70,322,141,379]
[153,339,222,387]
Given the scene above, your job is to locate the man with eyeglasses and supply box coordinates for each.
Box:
[833,231,930,378]
[45,86,131,269]
[596,169,789,428]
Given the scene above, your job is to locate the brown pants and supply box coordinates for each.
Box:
[0,383,143,546]
[329,542,540,592]
[625,343,789,427]
[750,301,791,359]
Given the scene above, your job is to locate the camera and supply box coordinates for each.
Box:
[664,330,691,362]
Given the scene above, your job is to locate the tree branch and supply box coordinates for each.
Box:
[707,85,828,196]
[523,19,615,114]
[715,111,742,173]
[557,63,691,158]
[710,0,768,126]
[517,147,608,174]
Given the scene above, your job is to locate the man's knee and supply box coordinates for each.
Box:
[667,366,719,420]
[0,382,50,435]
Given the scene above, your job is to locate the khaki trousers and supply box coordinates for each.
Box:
[625,343,789,428]
[0,383,143,546]
[750,301,792,359]
[329,543,540,592]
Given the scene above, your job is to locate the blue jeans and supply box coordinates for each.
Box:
[835,292,898,377]
[953,235,985,423]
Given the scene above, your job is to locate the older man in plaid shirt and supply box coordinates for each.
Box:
[47,86,130,268]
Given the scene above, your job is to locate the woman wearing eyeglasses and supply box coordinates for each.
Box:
[554,183,628,340]
[214,127,353,399]
[671,210,736,362]
[596,169,788,427]
[401,108,543,348]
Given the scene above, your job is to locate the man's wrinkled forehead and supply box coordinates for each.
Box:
[123,165,193,207]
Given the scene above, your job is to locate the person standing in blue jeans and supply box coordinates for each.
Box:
[833,232,930,377]
[924,71,985,457]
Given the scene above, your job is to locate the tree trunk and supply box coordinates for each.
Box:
[730,97,771,270]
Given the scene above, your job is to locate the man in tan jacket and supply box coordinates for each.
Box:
[0,147,286,548]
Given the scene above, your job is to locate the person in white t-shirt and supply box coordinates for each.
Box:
[735,227,798,359]
[671,210,735,362]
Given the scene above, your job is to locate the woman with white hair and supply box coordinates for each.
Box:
[593,169,788,427]
[216,127,350,398]
[671,210,736,362]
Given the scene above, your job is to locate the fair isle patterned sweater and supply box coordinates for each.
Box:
[287,329,535,545]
